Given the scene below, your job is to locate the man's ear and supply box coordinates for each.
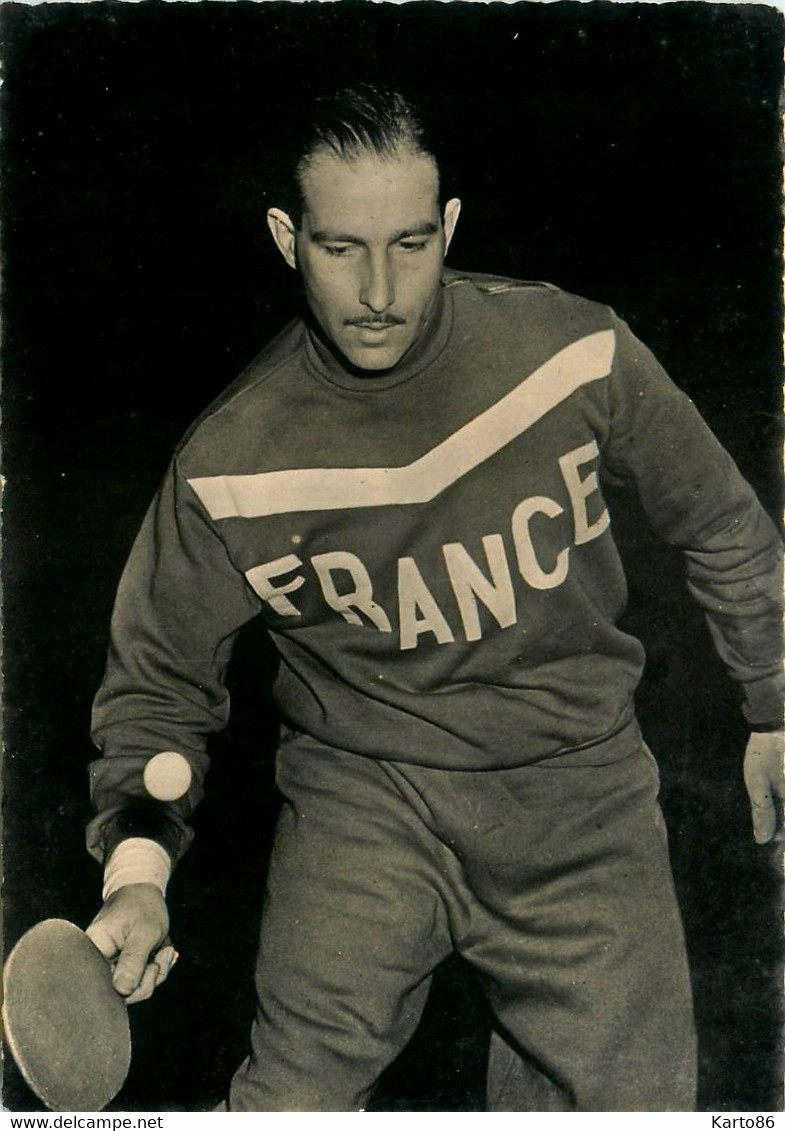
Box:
[442,198,461,255]
[267,207,298,270]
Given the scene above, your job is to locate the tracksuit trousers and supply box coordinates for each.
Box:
[227,722,697,1111]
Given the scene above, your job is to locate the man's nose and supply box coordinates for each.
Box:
[359,252,395,313]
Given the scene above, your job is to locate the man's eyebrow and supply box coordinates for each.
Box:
[309,222,440,244]
[391,222,439,241]
[309,231,365,245]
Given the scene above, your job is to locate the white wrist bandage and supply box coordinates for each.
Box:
[102,837,172,900]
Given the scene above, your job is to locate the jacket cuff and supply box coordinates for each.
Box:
[86,796,192,867]
[741,674,785,731]
[103,837,172,899]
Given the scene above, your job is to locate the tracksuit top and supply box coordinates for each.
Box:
[87,270,783,863]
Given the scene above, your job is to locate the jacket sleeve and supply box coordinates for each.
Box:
[86,456,263,866]
[602,314,783,728]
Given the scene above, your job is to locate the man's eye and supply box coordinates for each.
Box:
[399,241,428,253]
[324,245,352,257]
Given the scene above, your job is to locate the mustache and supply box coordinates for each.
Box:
[343,315,406,327]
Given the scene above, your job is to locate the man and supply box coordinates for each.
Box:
[84,85,783,1111]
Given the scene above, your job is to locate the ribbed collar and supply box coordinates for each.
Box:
[303,281,454,393]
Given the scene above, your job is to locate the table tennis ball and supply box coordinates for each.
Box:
[144,751,192,801]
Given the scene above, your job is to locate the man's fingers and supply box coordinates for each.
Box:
[85,886,171,998]
[750,796,777,845]
[124,962,159,1005]
[745,761,777,844]
[85,919,120,962]
[153,945,179,987]
[112,935,160,996]
[743,736,784,845]
[121,946,179,1005]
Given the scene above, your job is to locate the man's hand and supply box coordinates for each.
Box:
[86,883,175,1005]
[743,730,785,844]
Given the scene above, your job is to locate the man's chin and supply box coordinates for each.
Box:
[311,316,415,375]
[339,343,408,374]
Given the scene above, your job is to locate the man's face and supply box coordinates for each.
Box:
[269,148,460,372]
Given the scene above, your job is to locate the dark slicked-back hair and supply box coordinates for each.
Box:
[277,84,446,227]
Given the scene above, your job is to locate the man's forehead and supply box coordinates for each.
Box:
[299,148,441,229]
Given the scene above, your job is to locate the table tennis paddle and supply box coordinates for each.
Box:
[3,918,131,1111]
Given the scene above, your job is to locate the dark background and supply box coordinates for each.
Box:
[2,0,783,1112]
